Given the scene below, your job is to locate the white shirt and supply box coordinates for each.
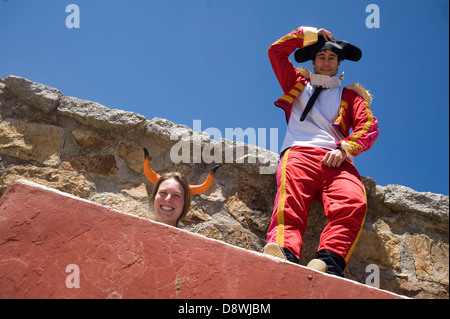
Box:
[280,81,346,153]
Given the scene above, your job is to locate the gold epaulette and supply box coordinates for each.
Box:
[295,67,312,79]
[346,83,373,106]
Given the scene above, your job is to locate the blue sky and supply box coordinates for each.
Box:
[1,0,449,195]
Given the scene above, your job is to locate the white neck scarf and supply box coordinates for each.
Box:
[310,72,344,89]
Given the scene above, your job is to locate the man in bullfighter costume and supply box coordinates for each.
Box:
[263,26,379,277]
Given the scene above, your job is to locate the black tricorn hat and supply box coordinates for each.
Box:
[294,36,362,63]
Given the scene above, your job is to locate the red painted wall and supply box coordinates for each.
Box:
[0,180,404,299]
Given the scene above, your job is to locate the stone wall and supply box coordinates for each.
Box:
[0,75,448,298]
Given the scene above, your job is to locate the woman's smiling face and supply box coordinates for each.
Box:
[154,178,185,226]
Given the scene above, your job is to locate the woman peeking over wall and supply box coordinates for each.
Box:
[150,172,190,227]
[143,148,219,227]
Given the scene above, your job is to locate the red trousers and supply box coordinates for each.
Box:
[267,146,367,264]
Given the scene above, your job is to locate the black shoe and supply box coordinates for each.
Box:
[315,249,346,277]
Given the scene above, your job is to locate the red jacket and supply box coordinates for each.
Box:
[268,26,379,158]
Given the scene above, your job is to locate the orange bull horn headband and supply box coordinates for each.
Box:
[143,148,220,195]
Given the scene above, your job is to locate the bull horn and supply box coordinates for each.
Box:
[189,165,220,195]
[143,148,161,185]
[143,148,220,195]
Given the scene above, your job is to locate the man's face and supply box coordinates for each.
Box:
[312,49,341,76]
